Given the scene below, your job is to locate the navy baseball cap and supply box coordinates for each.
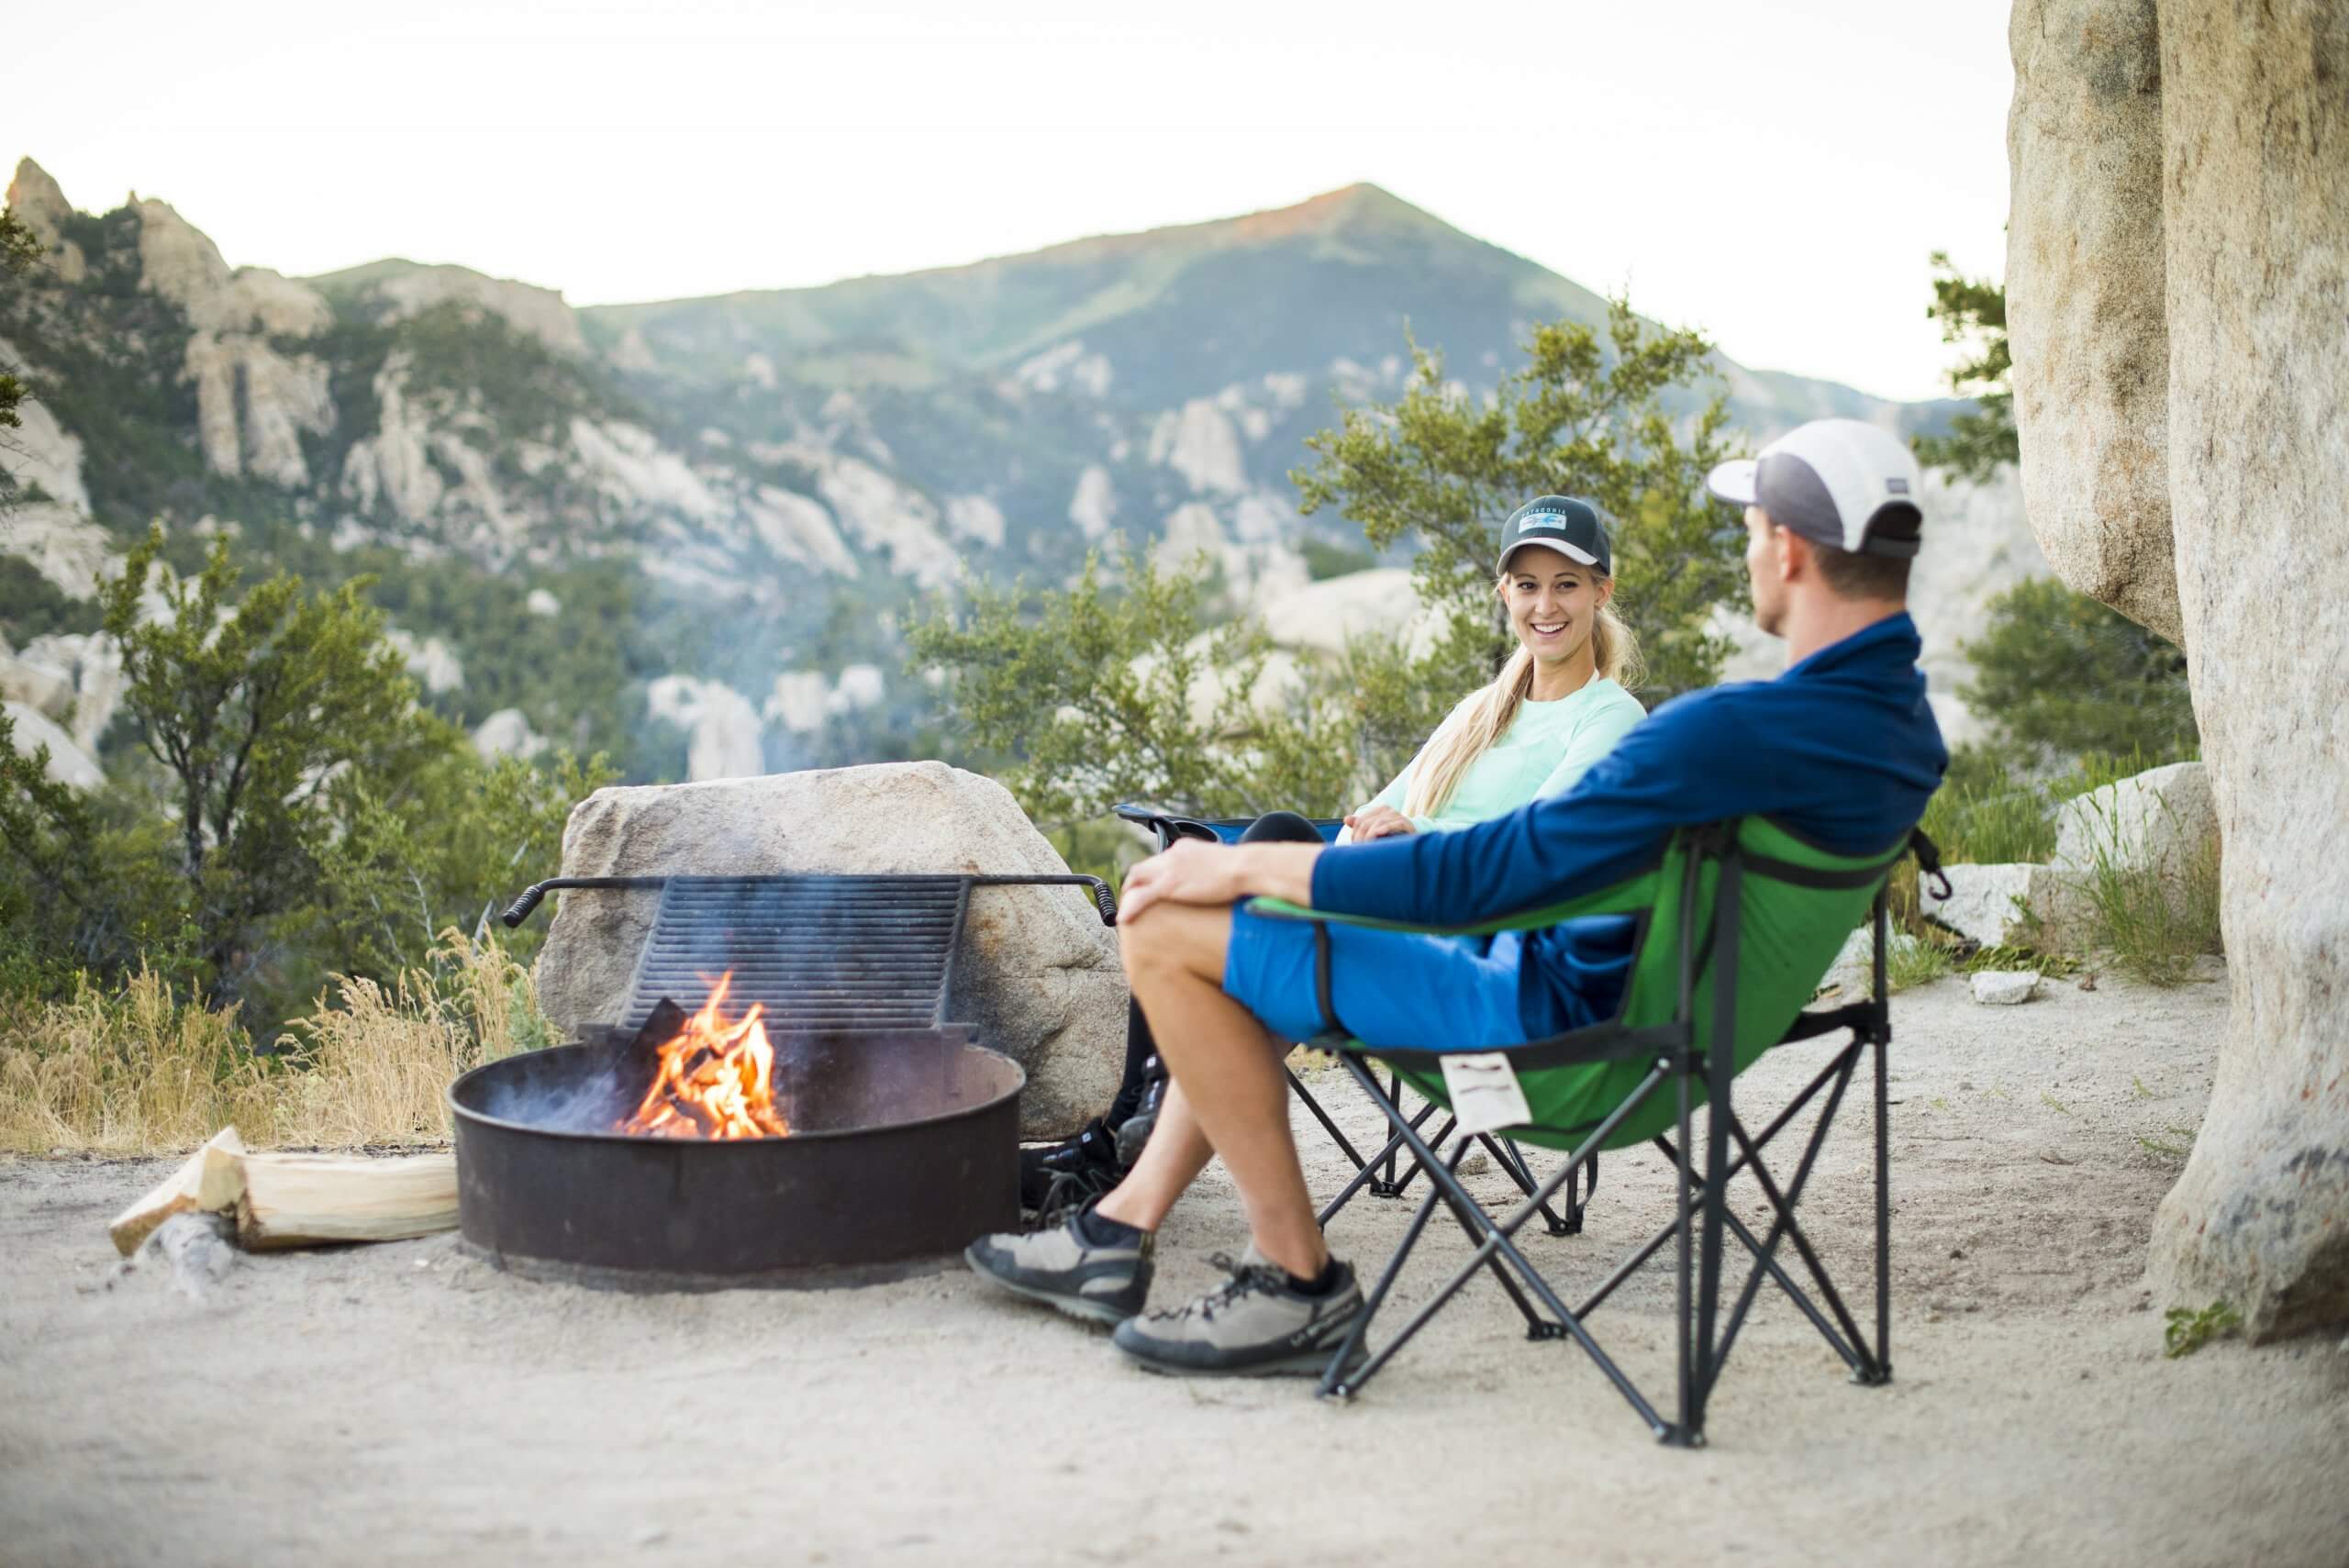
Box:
[1497,495,1613,577]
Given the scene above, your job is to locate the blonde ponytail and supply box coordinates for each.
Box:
[1590,597,1645,692]
[1402,576,1643,820]
[1404,645,1535,820]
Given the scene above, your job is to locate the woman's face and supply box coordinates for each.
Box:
[1500,544,1611,665]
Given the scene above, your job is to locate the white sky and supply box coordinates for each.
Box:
[8,0,2014,403]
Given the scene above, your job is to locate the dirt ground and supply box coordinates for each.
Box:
[3,958,2344,1568]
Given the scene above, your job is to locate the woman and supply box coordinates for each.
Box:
[1027,495,1648,1210]
[1341,493,1646,843]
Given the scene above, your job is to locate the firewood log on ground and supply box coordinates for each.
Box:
[106,1129,456,1256]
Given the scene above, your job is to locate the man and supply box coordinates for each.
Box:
[967,418,1949,1377]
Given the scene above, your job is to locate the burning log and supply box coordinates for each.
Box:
[617,977,792,1140]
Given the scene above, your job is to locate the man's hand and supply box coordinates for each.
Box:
[1117,840,1322,925]
[1343,804,1417,840]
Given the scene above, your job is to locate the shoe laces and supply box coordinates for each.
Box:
[1146,1251,1283,1324]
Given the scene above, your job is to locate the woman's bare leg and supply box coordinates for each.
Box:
[1093,1081,1212,1231]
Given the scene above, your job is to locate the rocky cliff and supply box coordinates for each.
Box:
[2009,0,2348,1339]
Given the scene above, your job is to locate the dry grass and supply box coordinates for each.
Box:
[0,929,551,1156]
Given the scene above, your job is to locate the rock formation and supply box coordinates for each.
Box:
[1920,761,2215,952]
[127,194,338,486]
[2006,0,2178,643]
[359,264,587,358]
[385,628,464,695]
[2050,762,2214,896]
[532,762,1126,1137]
[644,675,765,781]
[1,701,101,789]
[2008,0,2348,1338]
[6,158,85,283]
[472,707,550,762]
[0,631,125,757]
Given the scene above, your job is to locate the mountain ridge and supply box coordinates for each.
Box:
[3,154,2019,791]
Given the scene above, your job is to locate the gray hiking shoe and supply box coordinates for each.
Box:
[1111,1247,1368,1377]
[964,1213,1153,1326]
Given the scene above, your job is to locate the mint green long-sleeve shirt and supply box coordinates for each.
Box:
[1348,676,1647,839]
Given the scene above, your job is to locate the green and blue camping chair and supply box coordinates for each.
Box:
[1114,804,1594,1236]
[1245,815,1948,1447]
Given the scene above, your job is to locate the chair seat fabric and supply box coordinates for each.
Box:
[1249,817,1899,1152]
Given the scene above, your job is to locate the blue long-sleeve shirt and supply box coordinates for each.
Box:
[1308,612,1949,1036]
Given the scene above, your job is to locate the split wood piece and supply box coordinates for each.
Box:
[107,1126,249,1256]
[234,1151,458,1250]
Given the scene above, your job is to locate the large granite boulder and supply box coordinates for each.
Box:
[1921,862,2076,950]
[2007,0,2179,644]
[2051,761,2217,899]
[2008,0,2349,1339]
[532,762,1126,1139]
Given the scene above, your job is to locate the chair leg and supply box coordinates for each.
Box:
[1314,1097,1442,1228]
[1375,1070,1411,1195]
[1710,1060,1868,1377]
[1287,1066,1370,1172]
[1872,1028,1893,1385]
[1322,1052,1673,1440]
[1655,1127,1868,1375]
[1319,1151,1462,1398]
[1576,1047,1856,1322]
[1672,1057,1698,1447]
[1383,1115,1458,1199]
[1482,1135,1577,1236]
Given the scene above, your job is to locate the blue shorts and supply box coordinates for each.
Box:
[1221,903,1539,1051]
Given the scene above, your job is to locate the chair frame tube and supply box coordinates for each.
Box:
[1312,828,1902,1448]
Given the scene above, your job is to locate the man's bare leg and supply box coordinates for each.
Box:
[1107,901,1328,1280]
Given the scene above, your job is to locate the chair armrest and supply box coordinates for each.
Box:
[1243,872,1658,938]
[1241,897,1466,934]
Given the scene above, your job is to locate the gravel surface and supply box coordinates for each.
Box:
[4,958,2343,1568]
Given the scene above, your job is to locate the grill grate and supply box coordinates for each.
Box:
[621,875,972,1032]
[499,870,1118,1036]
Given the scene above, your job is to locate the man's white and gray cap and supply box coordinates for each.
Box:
[1705,418,1927,558]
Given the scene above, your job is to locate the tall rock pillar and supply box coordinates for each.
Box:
[2009,0,2349,1339]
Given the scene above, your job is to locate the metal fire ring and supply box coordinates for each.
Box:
[448,1028,1024,1291]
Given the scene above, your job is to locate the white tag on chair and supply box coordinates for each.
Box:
[1440,1051,1532,1136]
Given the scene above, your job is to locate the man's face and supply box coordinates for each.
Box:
[1744,506,1788,637]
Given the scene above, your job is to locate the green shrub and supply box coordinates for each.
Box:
[1920,747,2060,864]
[1963,579,2198,764]
[1300,539,1377,581]
[0,557,106,643]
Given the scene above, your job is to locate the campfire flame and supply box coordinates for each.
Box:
[618,974,791,1140]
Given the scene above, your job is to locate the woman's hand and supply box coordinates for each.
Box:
[1343,804,1418,841]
